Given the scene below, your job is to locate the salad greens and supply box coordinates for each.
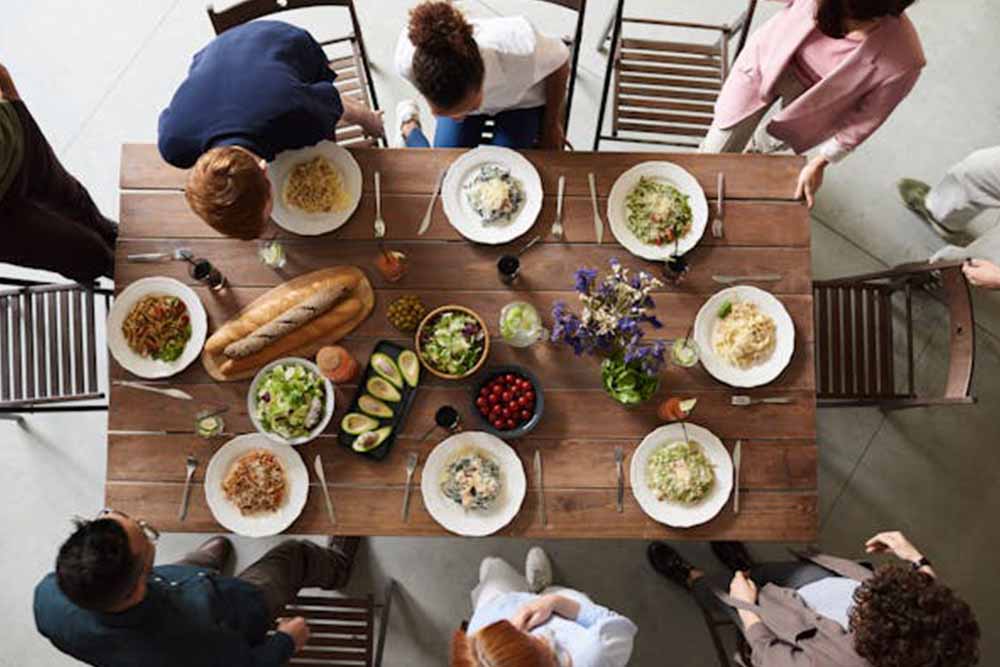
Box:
[419,311,485,376]
[601,354,660,406]
[254,363,327,440]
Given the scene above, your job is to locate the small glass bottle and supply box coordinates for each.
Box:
[189,258,227,291]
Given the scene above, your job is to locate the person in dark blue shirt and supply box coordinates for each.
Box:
[33,508,359,667]
[158,20,383,239]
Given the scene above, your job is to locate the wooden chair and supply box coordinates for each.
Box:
[277,580,396,666]
[699,602,750,667]
[481,0,587,146]
[594,0,758,150]
[0,279,112,420]
[814,262,976,409]
[206,0,383,147]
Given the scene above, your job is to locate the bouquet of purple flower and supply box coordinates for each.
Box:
[551,260,666,405]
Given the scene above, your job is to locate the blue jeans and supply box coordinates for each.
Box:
[405,106,544,149]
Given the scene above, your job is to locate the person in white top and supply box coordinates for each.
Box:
[899,146,1000,290]
[393,1,570,150]
[451,547,637,667]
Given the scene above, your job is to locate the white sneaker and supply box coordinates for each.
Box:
[525,546,552,593]
[394,99,422,148]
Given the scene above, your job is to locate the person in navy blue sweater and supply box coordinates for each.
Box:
[158,20,382,238]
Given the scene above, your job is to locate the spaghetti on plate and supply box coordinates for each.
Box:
[283,156,350,213]
[712,301,777,369]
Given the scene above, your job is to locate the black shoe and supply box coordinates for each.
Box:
[647,541,695,589]
[196,536,234,572]
[710,541,755,573]
[326,536,361,588]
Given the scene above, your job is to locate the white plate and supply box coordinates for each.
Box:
[694,285,795,388]
[248,358,335,446]
[106,277,207,379]
[204,433,309,538]
[268,141,363,236]
[421,431,526,537]
[630,423,733,528]
[607,161,708,260]
[441,146,543,245]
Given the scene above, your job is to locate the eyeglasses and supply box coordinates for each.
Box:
[97,508,160,544]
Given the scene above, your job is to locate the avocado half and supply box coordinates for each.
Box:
[341,413,379,435]
[397,349,420,388]
[352,425,393,452]
[367,376,401,403]
[371,352,404,388]
[358,394,393,418]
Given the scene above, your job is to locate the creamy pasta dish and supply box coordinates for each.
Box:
[440,450,502,510]
[712,300,777,369]
[283,156,350,213]
[463,164,524,225]
[647,440,715,504]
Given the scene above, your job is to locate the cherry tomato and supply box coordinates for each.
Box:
[500,391,511,402]
[491,404,502,415]
[517,396,528,408]
[525,390,535,402]
[505,419,516,430]
[505,374,515,382]
[520,410,531,420]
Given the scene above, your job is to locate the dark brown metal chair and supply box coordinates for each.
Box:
[206,0,383,147]
[814,261,976,409]
[278,580,396,666]
[594,0,758,150]
[0,279,112,420]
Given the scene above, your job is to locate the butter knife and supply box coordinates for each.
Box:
[733,440,742,515]
[418,169,446,236]
[712,274,783,284]
[588,172,604,244]
[113,381,193,401]
[614,446,624,513]
[313,454,337,526]
[534,450,547,527]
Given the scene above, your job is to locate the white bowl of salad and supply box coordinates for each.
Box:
[248,358,335,445]
[415,306,490,380]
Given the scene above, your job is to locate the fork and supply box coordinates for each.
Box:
[126,248,193,263]
[614,447,624,513]
[401,452,419,522]
[731,395,794,406]
[178,455,197,521]
[711,173,725,239]
[373,171,386,239]
[551,175,565,241]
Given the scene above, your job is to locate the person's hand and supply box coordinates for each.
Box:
[0,63,19,101]
[540,122,566,151]
[794,155,829,209]
[511,595,560,632]
[962,259,1000,289]
[865,531,923,562]
[729,571,758,604]
[360,109,385,139]
[276,616,310,652]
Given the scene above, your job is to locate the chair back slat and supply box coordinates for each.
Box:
[23,293,35,399]
[815,287,830,395]
[35,293,48,398]
[829,287,843,395]
[59,290,71,395]
[0,296,9,400]
[878,290,894,395]
[942,268,975,398]
[842,289,856,396]
[86,290,98,393]
[10,295,22,400]
[72,291,85,394]
[280,594,375,666]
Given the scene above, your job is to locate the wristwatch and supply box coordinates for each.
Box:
[911,556,932,571]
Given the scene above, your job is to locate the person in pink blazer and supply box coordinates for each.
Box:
[702,0,925,207]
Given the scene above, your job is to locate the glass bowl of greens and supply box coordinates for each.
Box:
[415,306,490,380]
[248,358,335,445]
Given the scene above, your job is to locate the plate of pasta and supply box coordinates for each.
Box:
[694,286,795,387]
[204,434,309,537]
[107,276,207,378]
[441,146,543,245]
[631,423,733,527]
[268,141,362,236]
[421,431,526,536]
[607,162,708,260]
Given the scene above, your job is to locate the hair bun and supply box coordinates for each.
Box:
[409,1,474,53]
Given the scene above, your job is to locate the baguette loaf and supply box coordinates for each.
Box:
[204,272,361,354]
[223,286,348,359]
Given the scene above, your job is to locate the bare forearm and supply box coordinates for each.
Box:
[340,98,367,126]
[549,594,581,621]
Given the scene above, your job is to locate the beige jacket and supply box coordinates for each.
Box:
[716,551,873,667]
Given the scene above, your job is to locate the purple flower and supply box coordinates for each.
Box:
[574,268,598,294]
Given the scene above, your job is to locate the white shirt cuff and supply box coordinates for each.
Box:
[819,138,851,164]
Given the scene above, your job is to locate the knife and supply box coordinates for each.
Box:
[733,440,742,515]
[418,169,446,236]
[588,172,604,244]
[534,450,547,527]
[712,274,783,284]
[313,455,337,526]
[614,446,624,513]
[113,381,193,401]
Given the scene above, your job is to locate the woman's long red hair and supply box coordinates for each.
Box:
[450,621,556,667]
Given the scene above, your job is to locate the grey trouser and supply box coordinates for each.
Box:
[699,71,808,155]
[176,539,345,620]
[926,146,1000,264]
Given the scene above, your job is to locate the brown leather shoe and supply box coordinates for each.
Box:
[326,536,361,588]
[196,536,234,572]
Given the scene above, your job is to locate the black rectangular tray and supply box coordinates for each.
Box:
[337,340,419,460]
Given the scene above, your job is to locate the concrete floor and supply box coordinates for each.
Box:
[2,1,999,665]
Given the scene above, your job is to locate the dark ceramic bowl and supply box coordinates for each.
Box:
[471,365,544,439]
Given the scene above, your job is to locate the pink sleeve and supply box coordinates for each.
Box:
[832,68,921,154]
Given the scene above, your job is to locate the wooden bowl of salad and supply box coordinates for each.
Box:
[415,305,490,380]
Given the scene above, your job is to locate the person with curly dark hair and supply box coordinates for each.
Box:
[648,531,979,666]
[393,1,570,150]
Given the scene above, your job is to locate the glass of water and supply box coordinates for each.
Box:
[500,301,546,348]
[258,239,287,269]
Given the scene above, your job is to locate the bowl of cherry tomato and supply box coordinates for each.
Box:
[472,366,544,438]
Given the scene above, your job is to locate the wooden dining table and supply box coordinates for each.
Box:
[109,144,817,542]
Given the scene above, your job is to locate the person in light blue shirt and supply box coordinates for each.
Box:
[451,547,636,667]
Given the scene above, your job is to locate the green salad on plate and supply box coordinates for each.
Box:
[254,363,327,440]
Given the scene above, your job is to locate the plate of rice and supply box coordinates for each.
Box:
[268,141,362,236]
